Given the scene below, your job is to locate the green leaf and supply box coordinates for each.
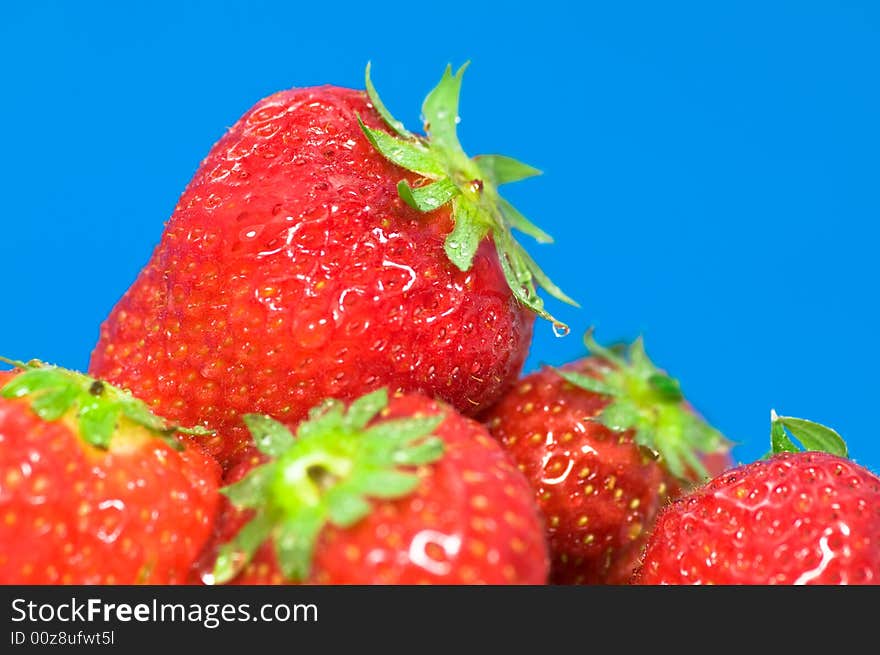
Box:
[553,368,616,396]
[364,62,412,138]
[159,433,186,452]
[324,487,372,527]
[222,463,276,509]
[632,425,657,453]
[243,414,296,457]
[475,154,541,186]
[517,243,579,308]
[298,400,346,440]
[117,394,167,432]
[681,412,727,452]
[650,428,686,479]
[421,63,469,154]
[29,383,79,421]
[363,414,444,446]
[627,338,653,376]
[583,329,626,367]
[648,374,684,402]
[660,446,687,481]
[0,367,67,399]
[175,424,214,437]
[77,397,121,449]
[498,197,553,244]
[344,388,389,430]
[777,416,847,457]
[358,118,445,177]
[397,177,459,213]
[274,509,324,582]
[355,469,421,498]
[493,231,552,323]
[444,198,489,271]
[109,388,189,451]
[392,436,445,466]
[770,414,799,454]
[213,511,274,584]
[677,441,708,481]
[574,330,733,484]
[600,400,640,432]
[306,398,344,422]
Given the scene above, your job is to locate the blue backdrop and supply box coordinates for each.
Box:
[2,1,877,471]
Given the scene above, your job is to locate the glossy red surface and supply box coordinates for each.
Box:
[90,87,533,467]
[636,452,880,584]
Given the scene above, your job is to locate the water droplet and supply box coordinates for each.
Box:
[295,317,332,350]
[552,322,570,338]
[209,166,231,182]
[248,103,288,124]
[96,499,126,544]
[408,529,461,577]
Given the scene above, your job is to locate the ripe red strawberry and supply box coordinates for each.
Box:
[89,64,575,467]
[483,332,730,584]
[634,414,880,585]
[194,388,549,584]
[0,360,220,584]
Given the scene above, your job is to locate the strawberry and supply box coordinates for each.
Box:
[483,331,730,584]
[634,414,880,585]
[194,388,549,584]
[89,64,575,467]
[0,359,220,584]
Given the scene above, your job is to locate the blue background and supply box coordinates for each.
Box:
[2,1,877,471]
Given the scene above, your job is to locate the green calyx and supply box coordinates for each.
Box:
[768,410,847,458]
[0,356,209,450]
[212,388,446,584]
[553,331,729,480]
[359,63,578,332]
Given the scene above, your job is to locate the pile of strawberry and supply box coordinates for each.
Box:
[2,65,878,585]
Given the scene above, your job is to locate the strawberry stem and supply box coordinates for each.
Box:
[359,63,579,331]
[554,329,730,481]
[212,389,446,584]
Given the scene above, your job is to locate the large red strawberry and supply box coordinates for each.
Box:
[193,388,549,584]
[634,414,880,585]
[0,359,220,584]
[90,64,575,467]
[483,332,730,584]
